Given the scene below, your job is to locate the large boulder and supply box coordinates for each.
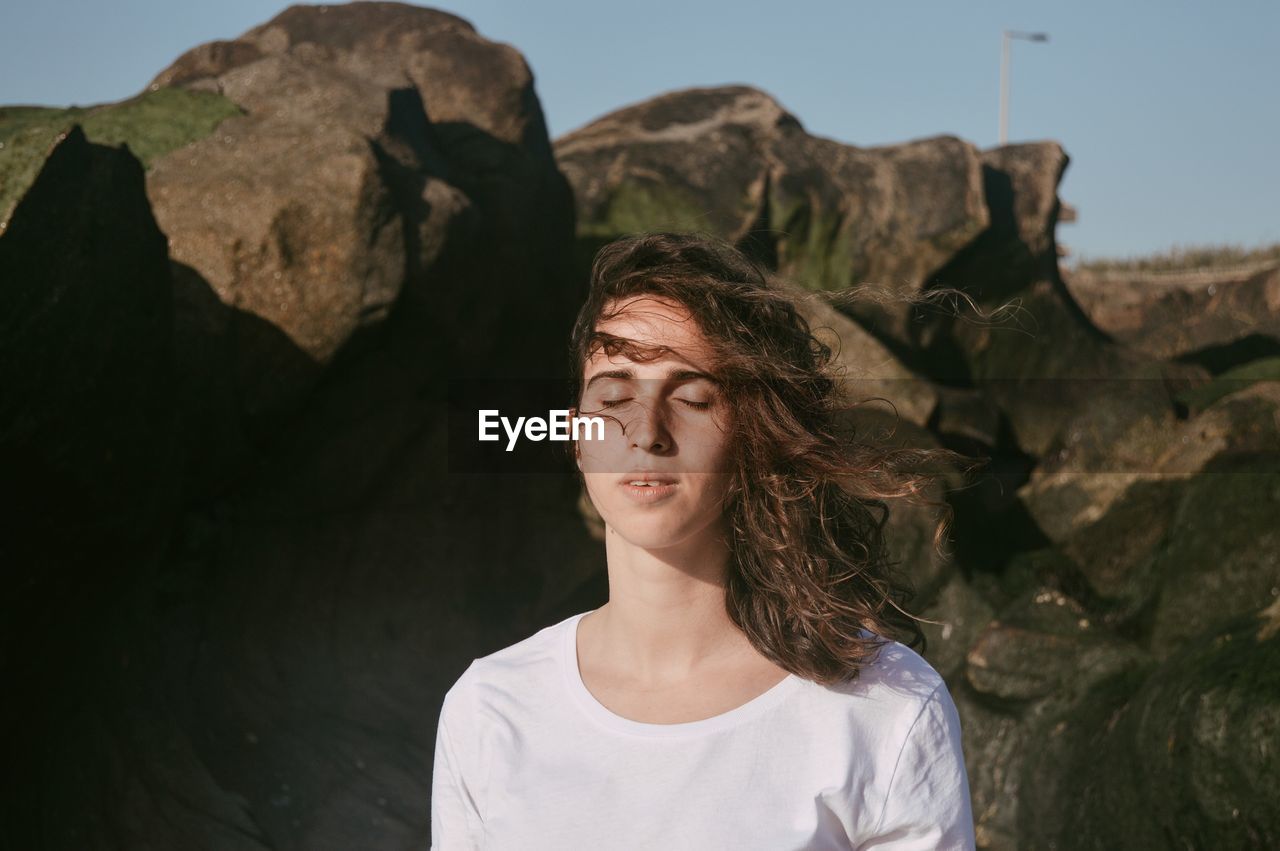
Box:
[554,85,989,353]
[147,55,409,366]
[146,1,579,428]
[908,142,1216,464]
[1018,371,1280,545]
[953,581,1152,849]
[946,389,1280,847]
[1064,261,1280,368]
[1019,609,1280,848]
[1,5,601,850]
[941,273,1208,458]
[790,286,938,427]
[1146,444,1280,655]
[923,143,1069,308]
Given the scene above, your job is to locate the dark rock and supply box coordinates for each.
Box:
[553,85,989,353]
[1015,383,1186,543]
[2,5,598,850]
[957,583,1151,848]
[918,572,995,682]
[1064,262,1280,367]
[1019,611,1280,849]
[952,684,1024,850]
[1174,355,1280,415]
[967,543,1075,615]
[0,123,180,606]
[924,143,1069,308]
[790,286,938,427]
[0,125,187,848]
[1149,446,1280,656]
[965,587,1149,704]
[1057,476,1185,627]
[948,275,1202,458]
[1019,371,1278,547]
[931,385,1002,449]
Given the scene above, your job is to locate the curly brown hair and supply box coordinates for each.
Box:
[566,231,987,686]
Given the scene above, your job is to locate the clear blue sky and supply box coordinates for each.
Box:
[3,0,1276,261]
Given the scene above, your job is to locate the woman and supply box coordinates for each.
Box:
[432,232,980,850]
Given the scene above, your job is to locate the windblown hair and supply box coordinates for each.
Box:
[567,231,989,686]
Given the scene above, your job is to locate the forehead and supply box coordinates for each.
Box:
[586,296,714,371]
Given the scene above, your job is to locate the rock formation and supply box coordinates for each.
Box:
[2,4,1277,849]
[2,5,600,850]
[553,84,1280,849]
[1065,260,1280,367]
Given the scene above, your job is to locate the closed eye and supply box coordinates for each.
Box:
[594,397,711,409]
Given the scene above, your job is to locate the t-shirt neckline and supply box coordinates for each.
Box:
[560,609,804,739]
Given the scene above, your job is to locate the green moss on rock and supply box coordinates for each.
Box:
[578,179,715,240]
[1175,356,1280,413]
[770,190,860,292]
[1,87,241,227]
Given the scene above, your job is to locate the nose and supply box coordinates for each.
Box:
[625,398,671,453]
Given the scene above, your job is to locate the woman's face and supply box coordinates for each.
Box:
[574,296,735,551]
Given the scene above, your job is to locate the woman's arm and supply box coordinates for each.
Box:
[856,681,976,850]
[430,689,485,850]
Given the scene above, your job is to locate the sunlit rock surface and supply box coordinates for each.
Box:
[3,4,1278,848]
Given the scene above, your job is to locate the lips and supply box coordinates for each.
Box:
[617,471,679,502]
[618,470,678,486]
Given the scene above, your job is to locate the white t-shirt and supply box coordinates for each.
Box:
[431,610,975,850]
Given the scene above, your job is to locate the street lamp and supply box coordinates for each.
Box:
[999,30,1049,145]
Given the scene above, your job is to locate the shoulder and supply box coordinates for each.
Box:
[803,636,972,839]
[838,633,949,709]
[439,613,576,719]
[805,633,956,750]
[841,638,974,846]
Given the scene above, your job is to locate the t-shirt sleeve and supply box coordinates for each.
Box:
[430,682,485,851]
[857,681,976,850]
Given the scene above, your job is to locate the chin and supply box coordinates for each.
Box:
[604,515,711,551]
[607,522,681,547]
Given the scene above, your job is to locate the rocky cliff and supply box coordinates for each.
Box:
[2,4,1277,849]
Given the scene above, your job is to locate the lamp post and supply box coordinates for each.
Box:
[999,30,1049,145]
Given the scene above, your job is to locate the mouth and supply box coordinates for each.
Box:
[618,472,678,502]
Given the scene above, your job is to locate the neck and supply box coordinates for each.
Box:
[592,522,748,685]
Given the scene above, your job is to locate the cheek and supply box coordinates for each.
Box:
[689,472,734,507]
[575,415,633,459]
[686,428,734,475]
[581,472,619,513]
[665,477,731,505]
[577,438,621,475]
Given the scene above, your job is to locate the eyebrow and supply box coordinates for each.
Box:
[583,367,717,390]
